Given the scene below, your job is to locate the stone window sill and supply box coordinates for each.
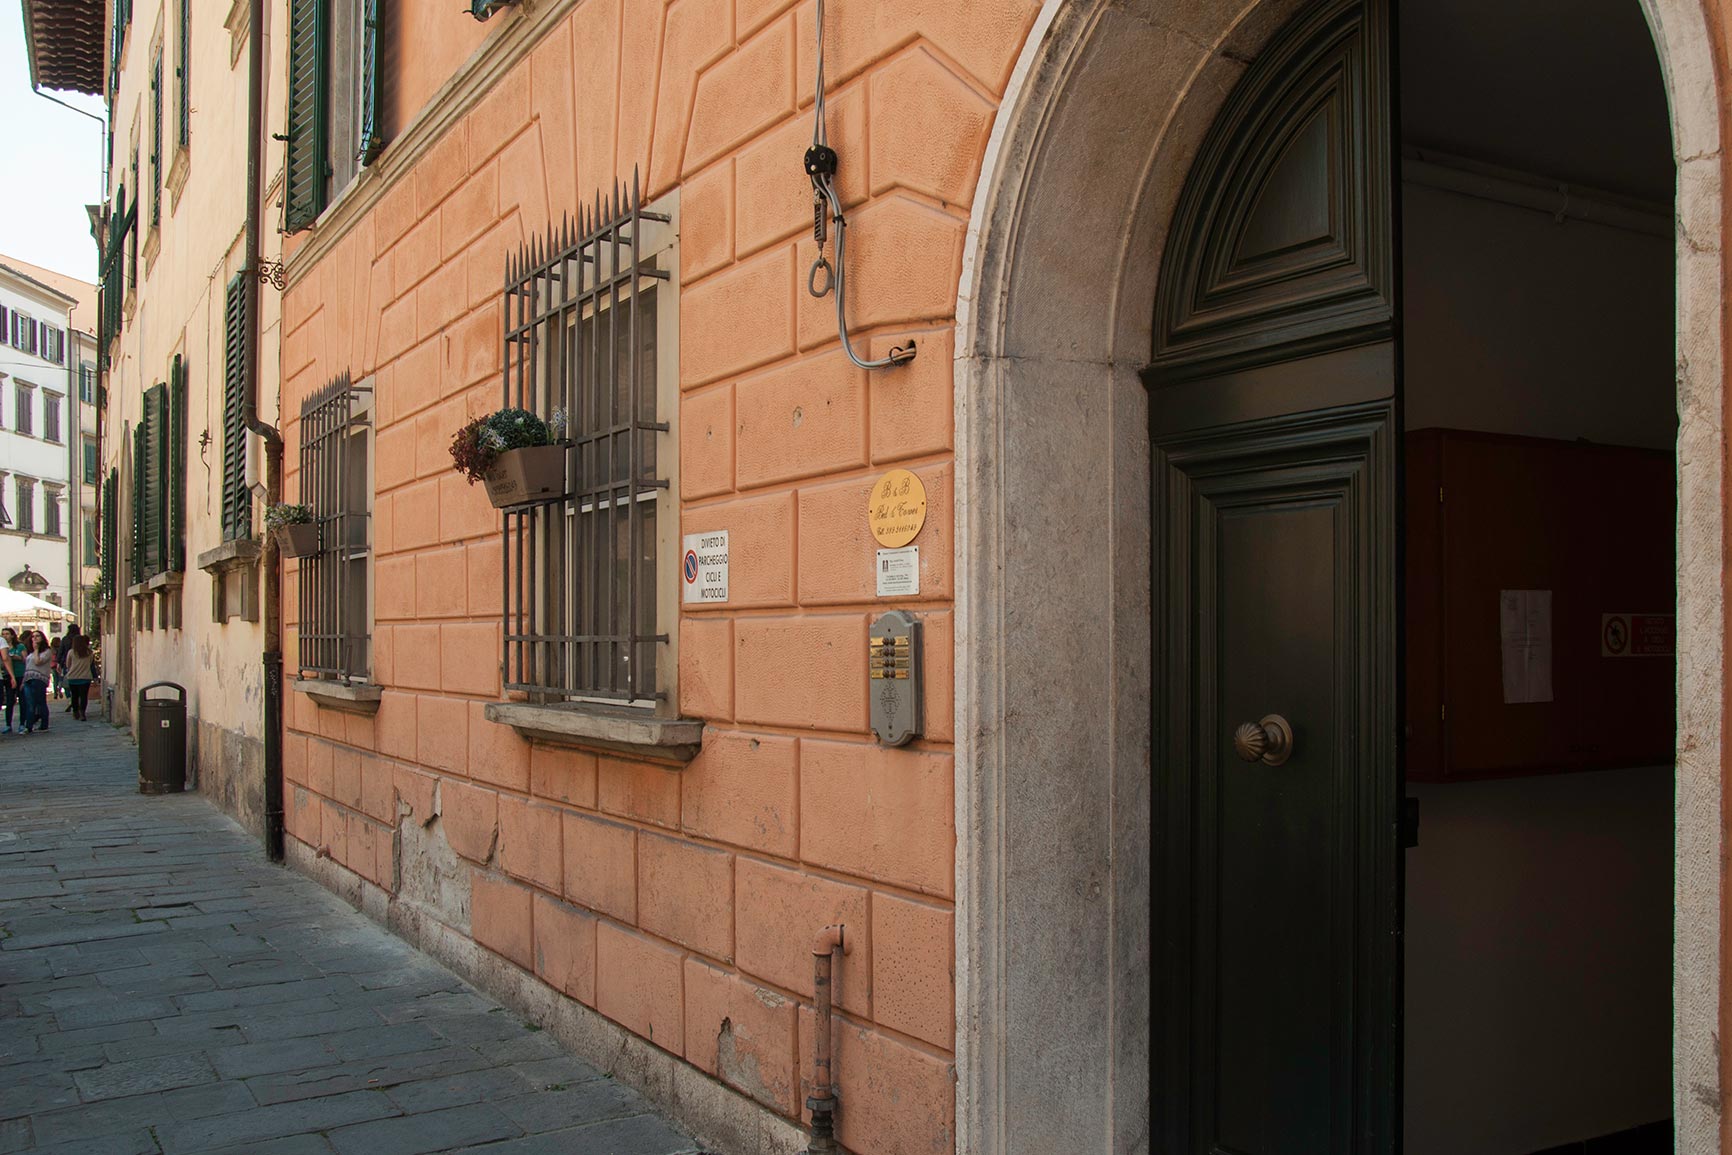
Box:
[166,147,191,210]
[127,570,184,598]
[484,701,703,765]
[292,679,382,715]
[196,536,260,574]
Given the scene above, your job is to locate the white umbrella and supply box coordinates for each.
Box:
[0,588,77,623]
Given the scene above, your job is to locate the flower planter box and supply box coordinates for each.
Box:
[484,444,567,508]
[275,523,320,557]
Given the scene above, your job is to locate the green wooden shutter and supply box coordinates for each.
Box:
[169,358,187,572]
[101,469,118,600]
[284,0,329,233]
[358,0,385,165]
[151,52,163,226]
[177,0,191,148]
[140,382,168,579]
[131,424,145,585]
[223,274,251,540]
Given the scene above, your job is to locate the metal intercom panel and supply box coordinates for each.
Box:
[869,610,922,746]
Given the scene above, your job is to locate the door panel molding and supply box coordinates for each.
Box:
[1155,401,1400,1154]
[1146,0,1394,387]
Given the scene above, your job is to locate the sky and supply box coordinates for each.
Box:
[0,6,108,284]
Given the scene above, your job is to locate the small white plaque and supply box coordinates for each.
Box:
[876,546,920,598]
[681,531,730,604]
[1499,589,1553,704]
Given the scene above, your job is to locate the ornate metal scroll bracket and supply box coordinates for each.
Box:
[257,260,286,291]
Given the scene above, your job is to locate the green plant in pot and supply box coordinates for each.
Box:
[266,503,319,557]
[450,407,569,509]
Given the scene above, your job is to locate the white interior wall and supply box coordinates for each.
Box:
[1401,179,1675,1154]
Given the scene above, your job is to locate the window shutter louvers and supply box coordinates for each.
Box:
[222,274,251,540]
[284,0,329,233]
[177,0,191,149]
[358,0,385,165]
[169,357,187,572]
[139,382,168,579]
[131,424,145,585]
[151,53,163,227]
[101,469,118,600]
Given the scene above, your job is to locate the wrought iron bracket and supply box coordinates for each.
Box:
[256,260,286,291]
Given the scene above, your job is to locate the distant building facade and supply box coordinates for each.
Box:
[4,257,103,625]
[0,261,85,613]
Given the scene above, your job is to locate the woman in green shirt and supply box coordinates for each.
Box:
[1,628,22,734]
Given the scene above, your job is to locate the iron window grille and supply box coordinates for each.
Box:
[501,176,678,710]
[297,375,373,682]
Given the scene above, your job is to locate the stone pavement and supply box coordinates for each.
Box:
[0,709,703,1155]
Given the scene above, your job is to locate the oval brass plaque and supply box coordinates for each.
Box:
[868,469,927,549]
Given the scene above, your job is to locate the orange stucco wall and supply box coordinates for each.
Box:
[278,2,1039,1151]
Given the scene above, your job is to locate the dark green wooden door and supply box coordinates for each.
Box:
[1147,0,1401,1150]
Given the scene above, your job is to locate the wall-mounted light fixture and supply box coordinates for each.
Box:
[468,0,517,20]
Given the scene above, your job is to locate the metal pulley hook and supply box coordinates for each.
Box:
[809,255,834,298]
[799,0,914,371]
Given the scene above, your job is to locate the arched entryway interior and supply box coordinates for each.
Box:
[957,0,1722,1151]
[1399,1,1676,1151]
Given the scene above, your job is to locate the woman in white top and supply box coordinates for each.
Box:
[18,631,57,734]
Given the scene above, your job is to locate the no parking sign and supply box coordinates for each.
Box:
[681,531,729,604]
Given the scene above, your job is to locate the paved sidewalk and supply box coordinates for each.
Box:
[0,710,701,1155]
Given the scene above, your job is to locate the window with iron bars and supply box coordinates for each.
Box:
[297,376,373,683]
[501,178,679,711]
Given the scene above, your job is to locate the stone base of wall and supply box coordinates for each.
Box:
[283,836,810,1155]
[191,720,265,841]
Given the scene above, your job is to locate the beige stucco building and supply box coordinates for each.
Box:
[63,0,287,828]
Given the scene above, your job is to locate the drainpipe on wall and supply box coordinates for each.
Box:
[243,0,286,862]
[806,925,847,1155]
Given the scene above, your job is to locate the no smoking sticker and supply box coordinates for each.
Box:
[682,531,729,604]
[1601,612,1673,657]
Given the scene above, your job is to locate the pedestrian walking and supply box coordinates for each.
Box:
[18,631,58,734]
[0,627,21,734]
[58,625,82,712]
[62,633,96,722]
[50,631,66,701]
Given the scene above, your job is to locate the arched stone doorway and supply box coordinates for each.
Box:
[953,0,1725,1150]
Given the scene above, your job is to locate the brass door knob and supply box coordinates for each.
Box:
[1232,714,1294,766]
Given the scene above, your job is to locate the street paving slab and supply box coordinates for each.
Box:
[0,708,702,1155]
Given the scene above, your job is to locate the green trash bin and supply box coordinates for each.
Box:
[138,681,187,795]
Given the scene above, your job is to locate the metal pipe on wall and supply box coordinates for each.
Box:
[806,924,847,1155]
[243,0,286,862]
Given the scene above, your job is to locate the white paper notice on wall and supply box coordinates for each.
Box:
[681,531,729,604]
[876,547,919,598]
[1499,589,1554,704]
